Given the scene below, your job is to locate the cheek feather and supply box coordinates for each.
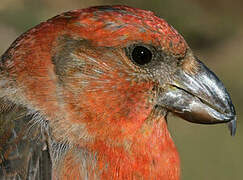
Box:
[66,72,155,143]
[50,41,156,144]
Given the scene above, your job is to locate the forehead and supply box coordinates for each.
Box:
[52,5,187,57]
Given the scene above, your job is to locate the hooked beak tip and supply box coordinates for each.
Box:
[228,117,237,136]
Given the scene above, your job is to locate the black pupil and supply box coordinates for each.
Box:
[132,46,152,65]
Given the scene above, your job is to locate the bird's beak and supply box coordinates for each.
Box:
[157,57,236,136]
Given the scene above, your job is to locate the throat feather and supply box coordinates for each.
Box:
[57,117,180,180]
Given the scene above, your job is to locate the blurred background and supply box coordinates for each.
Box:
[0,0,242,179]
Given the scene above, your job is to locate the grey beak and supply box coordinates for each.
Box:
[158,58,236,136]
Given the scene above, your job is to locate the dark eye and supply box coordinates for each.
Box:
[131,46,152,65]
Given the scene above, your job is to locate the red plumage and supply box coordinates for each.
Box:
[0,5,235,180]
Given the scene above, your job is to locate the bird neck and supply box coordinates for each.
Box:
[58,117,180,180]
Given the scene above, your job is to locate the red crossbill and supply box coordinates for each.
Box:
[0,5,236,180]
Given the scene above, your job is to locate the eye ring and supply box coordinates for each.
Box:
[128,45,154,66]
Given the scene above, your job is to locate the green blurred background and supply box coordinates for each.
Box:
[0,0,242,179]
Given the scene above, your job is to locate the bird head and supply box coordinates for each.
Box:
[0,5,236,147]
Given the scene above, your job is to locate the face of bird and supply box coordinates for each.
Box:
[1,6,236,146]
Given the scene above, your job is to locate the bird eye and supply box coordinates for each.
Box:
[131,46,153,65]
